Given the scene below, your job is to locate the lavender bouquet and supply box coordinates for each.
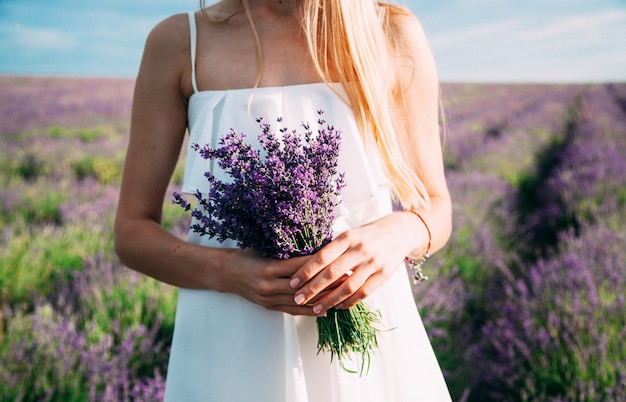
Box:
[173,111,380,374]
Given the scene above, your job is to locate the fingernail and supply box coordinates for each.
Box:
[294,293,306,305]
[313,304,323,314]
[289,277,300,288]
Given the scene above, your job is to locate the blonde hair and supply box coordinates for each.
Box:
[200,0,430,210]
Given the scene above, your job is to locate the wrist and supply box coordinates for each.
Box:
[401,210,430,258]
[209,247,239,293]
[404,210,431,284]
[410,210,431,256]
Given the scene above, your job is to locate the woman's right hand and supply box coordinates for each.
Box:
[221,249,324,316]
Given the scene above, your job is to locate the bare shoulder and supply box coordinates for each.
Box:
[385,6,438,87]
[137,13,192,95]
[386,6,431,56]
[143,13,190,60]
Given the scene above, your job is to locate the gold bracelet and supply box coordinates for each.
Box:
[405,210,431,284]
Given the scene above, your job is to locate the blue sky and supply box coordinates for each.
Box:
[1,0,625,82]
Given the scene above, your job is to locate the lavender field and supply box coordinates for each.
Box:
[1,75,625,401]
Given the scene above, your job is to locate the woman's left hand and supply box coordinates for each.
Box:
[289,211,420,315]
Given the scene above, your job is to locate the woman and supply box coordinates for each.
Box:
[114,0,452,400]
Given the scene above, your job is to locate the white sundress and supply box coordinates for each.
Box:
[163,12,451,402]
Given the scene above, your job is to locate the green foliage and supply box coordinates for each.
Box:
[81,268,178,346]
[48,125,107,142]
[442,148,460,171]
[170,157,186,186]
[8,190,64,225]
[0,223,111,305]
[0,152,52,181]
[161,198,190,230]
[73,155,122,185]
[435,229,493,302]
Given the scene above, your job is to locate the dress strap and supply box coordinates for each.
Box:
[188,12,199,93]
[378,4,387,25]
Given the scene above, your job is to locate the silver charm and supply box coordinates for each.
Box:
[406,253,429,285]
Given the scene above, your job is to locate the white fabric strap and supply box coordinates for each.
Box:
[188,12,199,93]
[378,4,387,25]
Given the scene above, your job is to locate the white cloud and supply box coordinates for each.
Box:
[521,10,626,40]
[424,5,626,82]
[10,24,77,51]
[429,20,522,49]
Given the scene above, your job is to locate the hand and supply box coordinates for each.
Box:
[222,248,324,316]
[289,212,415,315]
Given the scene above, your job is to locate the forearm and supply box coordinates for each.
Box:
[114,218,232,291]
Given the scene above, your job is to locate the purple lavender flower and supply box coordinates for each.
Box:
[471,223,626,400]
[173,111,345,259]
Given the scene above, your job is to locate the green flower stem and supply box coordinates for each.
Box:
[316,302,381,376]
